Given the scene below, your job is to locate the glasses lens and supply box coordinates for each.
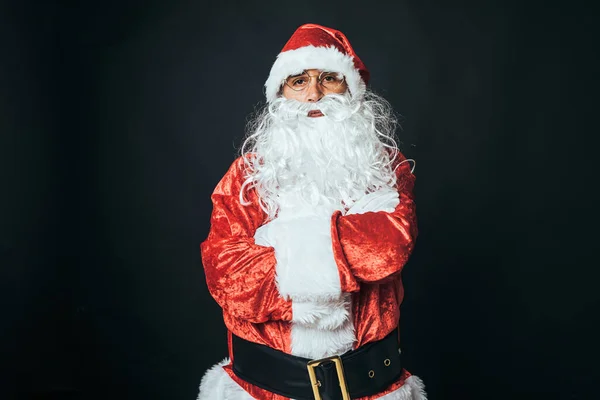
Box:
[285,73,310,91]
[320,72,345,90]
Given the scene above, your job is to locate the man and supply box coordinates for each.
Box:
[198,23,426,400]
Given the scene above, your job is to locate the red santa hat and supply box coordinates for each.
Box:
[264,23,370,102]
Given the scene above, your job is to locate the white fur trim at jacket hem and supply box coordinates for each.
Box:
[197,358,427,399]
[264,45,366,103]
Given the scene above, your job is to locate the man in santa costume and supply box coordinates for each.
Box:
[198,23,426,400]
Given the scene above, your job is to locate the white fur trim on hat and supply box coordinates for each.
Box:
[264,45,366,102]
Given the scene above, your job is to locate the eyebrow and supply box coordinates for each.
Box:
[288,71,309,78]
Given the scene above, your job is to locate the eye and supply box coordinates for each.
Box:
[286,74,310,89]
[321,72,343,85]
[292,78,306,86]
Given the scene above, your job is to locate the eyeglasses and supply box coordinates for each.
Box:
[283,70,346,92]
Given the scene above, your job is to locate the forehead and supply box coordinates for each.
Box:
[303,69,322,75]
[288,68,336,77]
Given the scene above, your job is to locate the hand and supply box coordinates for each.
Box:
[254,221,275,247]
[254,189,337,247]
[346,187,399,215]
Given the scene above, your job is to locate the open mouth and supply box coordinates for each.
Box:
[307,110,324,118]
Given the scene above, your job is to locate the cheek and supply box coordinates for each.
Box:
[281,86,302,100]
[332,82,349,94]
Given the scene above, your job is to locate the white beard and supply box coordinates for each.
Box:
[240,91,399,219]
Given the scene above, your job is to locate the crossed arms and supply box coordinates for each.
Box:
[200,155,417,324]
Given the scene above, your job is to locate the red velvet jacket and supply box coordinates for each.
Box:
[200,153,418,399]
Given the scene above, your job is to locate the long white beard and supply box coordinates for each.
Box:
[240,91,399,219]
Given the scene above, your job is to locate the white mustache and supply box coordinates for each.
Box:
[268,93,361,122]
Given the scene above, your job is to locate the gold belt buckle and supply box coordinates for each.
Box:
[306,355,350,400]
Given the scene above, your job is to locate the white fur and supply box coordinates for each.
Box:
[241,92,399,220]
[196,358,254,400]
[244,107,366,219]
[272,214,341,301]
[290,311,355,360]
[264,45,366,102]
[292,295,351,330]
[257,188,343,302]
[197,359,427,400]
[378,376,428,400]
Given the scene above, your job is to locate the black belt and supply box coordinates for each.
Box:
[231,328,402,400]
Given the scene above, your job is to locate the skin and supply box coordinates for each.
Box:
[281,69,348,117]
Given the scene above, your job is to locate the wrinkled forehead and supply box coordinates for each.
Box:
[288,69,340,77]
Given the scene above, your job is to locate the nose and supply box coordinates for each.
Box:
[304,80,324,102]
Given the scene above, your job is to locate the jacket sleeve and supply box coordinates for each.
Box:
[200,157,292,323]
[331,153,418,291]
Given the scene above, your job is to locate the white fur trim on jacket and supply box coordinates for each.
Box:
[197,358,427,400]
[291,295,351,330]
[270,213,342,302]
[255,187,342,302]
[196,358,254,400]
[290,313,356,359]
[253,186,345,302]
[290,293,356,359]
[264,45,366,102]
[378,375,428,400]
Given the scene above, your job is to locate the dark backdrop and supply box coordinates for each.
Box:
[1,0,597,399]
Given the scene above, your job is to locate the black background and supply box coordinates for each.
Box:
[1,0,597,399]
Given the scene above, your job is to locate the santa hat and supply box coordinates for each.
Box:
[264,23,370,102]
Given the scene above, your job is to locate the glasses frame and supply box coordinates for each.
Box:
[282,70,346,92]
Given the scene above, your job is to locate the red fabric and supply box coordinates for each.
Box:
[200,157,293,351]
[280,23,370,85]
[200,152,418,399]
